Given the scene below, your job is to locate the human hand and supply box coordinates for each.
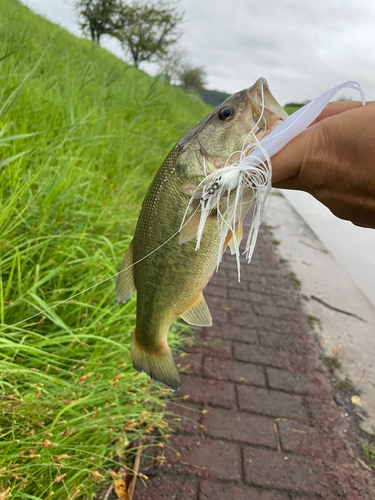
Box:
[271,100,375,228]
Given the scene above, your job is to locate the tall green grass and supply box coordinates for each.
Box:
[0,1,210,497]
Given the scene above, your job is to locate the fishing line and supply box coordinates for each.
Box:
[4,83,269,333]
[0,205,201,333]
[181,79,366,280]
[1,80,366,333]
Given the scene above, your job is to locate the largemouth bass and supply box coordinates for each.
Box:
[116,77,287,391]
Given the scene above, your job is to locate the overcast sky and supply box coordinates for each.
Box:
[21,0,375,105]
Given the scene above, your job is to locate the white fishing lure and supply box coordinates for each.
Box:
[182,81,366,279]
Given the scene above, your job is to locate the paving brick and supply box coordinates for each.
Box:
[207,307,228,328]
[167,402,202,435]
[226,297,256,312]
[259,331,299,352]
[134,476,197,500]
[237,386,308,422]
[178,376,236,409]
[199,481,290,500]
[205,294,230,310]
[253,303,298,320]
[243,447,325,494]
[202,407,276,448]
[219,259,240,270]
[267,368,312,395]
[229,312,262,328]
[176,352,202,377]
[204,284,227,298]
[212,325,258,344]
[227,287,263,302]
[166,435,241,482]
[134,227,375,500]
[209,271,229,287]
[226,278,250,290]
[234,343,290,369]
[272,295,299,309]
[203,357,266,386]
[277,420,322,456]
[186,337,232,359]
[255,316,303,335]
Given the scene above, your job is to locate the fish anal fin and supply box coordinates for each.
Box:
[179,210,201,245]
[131,337,181,391]
[180,293,212,327]
[115,242,136,304]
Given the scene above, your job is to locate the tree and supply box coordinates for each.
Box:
[74,0,122,44]
[116,2,183,68]
[178,64,206,94]
[157,47,187,84]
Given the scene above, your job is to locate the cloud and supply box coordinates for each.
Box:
[21,0,375,104]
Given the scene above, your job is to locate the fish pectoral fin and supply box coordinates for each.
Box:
[228,224,243,255]
[179,210,201,245]
[180,182,198,196]
[115,242,136,304]
[180,293,212,327]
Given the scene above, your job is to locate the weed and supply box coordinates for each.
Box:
[363,442,375,468]
[0,1,210,497]
[338,378,358,396]
[287,271,301,289]
[326,356,342,369]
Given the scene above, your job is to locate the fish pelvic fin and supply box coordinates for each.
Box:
[179,210,201,245]
[180,293,212,327]
[131,337,182,392]
[228,224,243,255]
[115,242,136,304]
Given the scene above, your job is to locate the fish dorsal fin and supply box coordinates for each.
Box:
[228,224,243,255]
[115,242,136,304]
[179,210,201,245]
[180,293,212,327]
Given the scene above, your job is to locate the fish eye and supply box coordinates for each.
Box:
[218,106,234,121]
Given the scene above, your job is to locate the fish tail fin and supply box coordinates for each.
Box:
[131,337,181,392]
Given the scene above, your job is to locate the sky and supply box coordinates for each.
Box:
[21,0,375,105]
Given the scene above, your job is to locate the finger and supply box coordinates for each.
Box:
[272,176,306,191]
[270,127,310,184]
[310,100,375,126]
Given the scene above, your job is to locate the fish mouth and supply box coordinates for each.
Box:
[239,77,288,157]
[247,77,288,122]
[200,78,287,173]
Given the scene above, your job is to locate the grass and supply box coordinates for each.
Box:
[0,0,211,498]
[325,356,342,369]
[337,377,358,396]
[287,271,301,289]
[363,442,375,469]
[284,105,302,115]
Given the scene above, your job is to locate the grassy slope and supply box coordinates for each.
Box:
[0,1,210,498]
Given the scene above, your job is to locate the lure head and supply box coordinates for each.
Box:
[175,77,288,180]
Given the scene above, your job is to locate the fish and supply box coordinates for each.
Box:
[115,77,288,391]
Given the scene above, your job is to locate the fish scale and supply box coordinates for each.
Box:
[115,78,287,390]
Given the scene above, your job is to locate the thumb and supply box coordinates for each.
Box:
[271,126,311,184]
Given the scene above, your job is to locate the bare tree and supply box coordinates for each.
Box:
[74,0,122,44]
[116,1,183,68]
[157,47,187,84]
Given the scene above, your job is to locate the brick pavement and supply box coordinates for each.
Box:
[134,223,375,500]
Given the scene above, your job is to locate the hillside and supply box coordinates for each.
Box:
[201,88,231,107]
[0,1,211,498]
